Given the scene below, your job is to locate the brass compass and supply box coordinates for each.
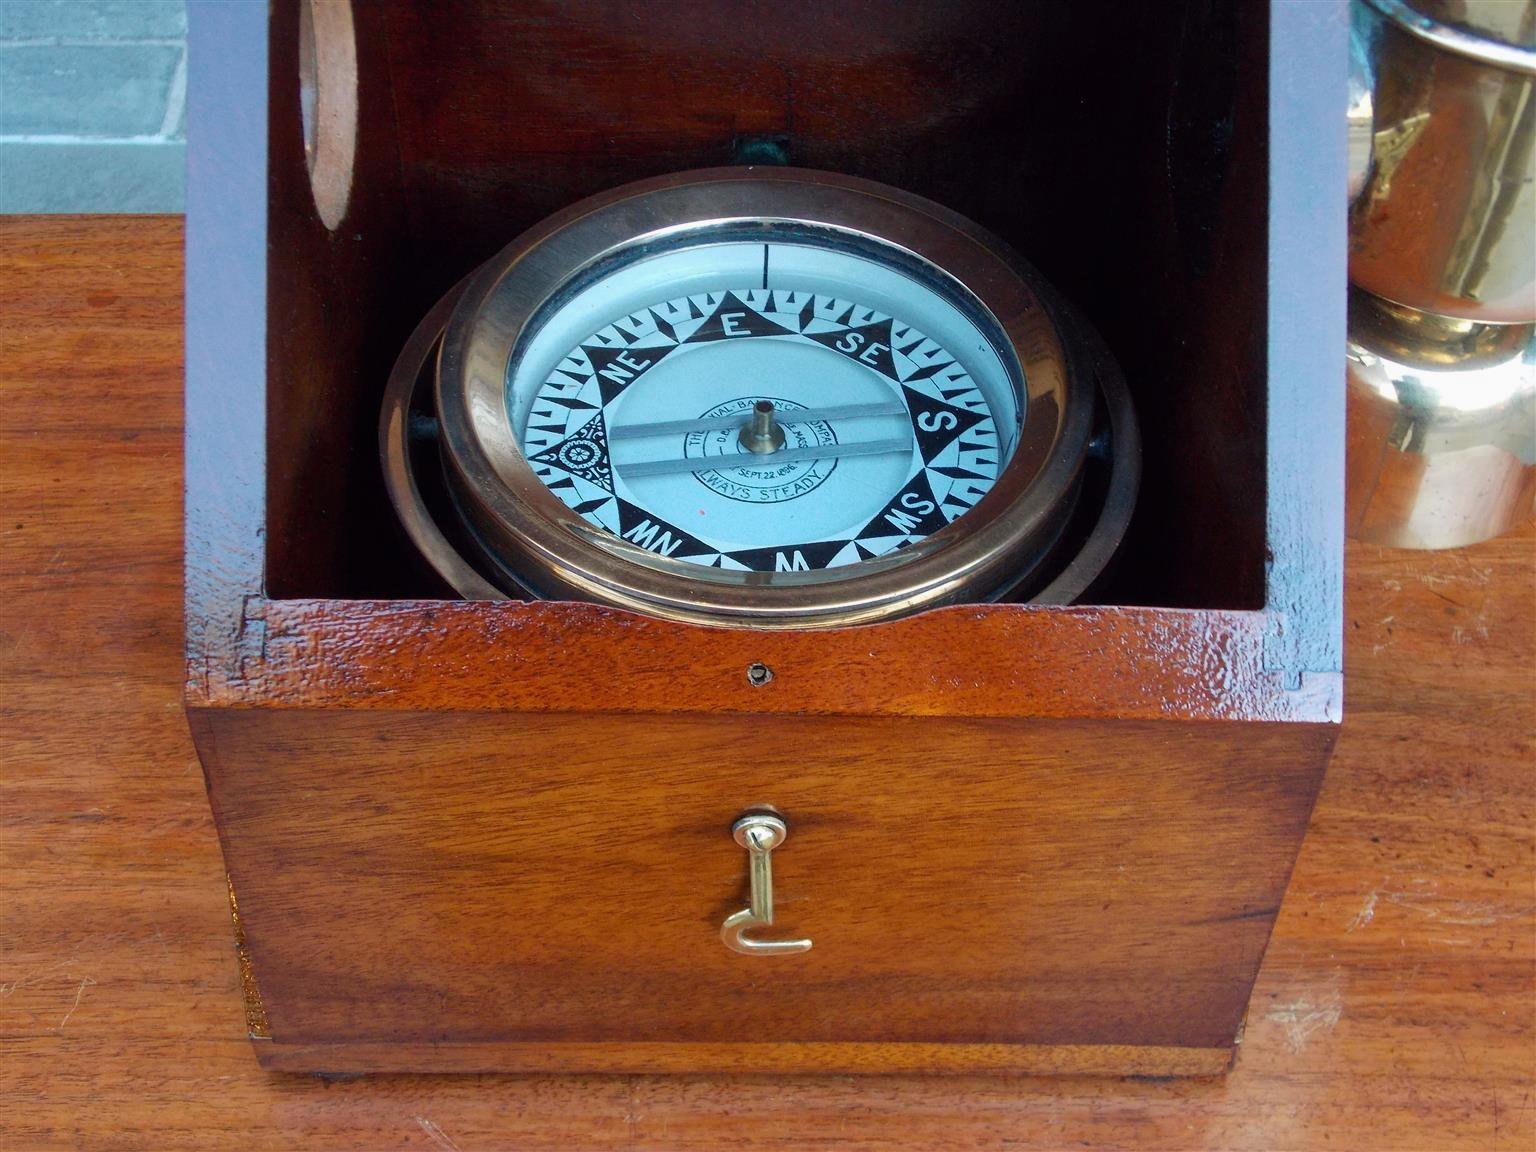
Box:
[383,168,1137,627]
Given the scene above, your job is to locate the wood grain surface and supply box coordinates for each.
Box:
[198,597,1343,722]
[195,709,1328,1065]
[3,218,1532,1148]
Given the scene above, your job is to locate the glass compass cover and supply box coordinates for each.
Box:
[505,235,1023,574]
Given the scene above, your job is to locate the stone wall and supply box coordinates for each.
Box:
[0,1,186,212]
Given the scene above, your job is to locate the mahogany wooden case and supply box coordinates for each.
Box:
[184,0,1347,1075]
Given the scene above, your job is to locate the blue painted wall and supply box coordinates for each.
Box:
[0,1,187,212]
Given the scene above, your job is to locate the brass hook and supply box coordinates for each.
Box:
[720,814,812,956]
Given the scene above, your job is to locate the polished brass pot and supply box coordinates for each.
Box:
[1346,0,1535,548]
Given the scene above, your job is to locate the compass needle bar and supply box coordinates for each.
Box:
[616,437,914,479]
[609,402,909,442]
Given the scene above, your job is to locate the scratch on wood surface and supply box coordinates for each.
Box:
[1420,572,1480,591]
[1441,557,1493,586]
[1504,1089,1536,1141]
[1348,890,1378,932]
[1265,992,1342,1053]
[57,977,95,1030]
[1384,892,1535,927]
[1492,1086,1536,1147]
[413,1117,462,1152]
[0,958,74,995]
[625,1073,640,1145]
[1451,620,1491,645]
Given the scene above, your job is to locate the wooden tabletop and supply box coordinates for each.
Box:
[2,216,1531,1150]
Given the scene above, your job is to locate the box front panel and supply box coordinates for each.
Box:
[195,708,1331,1055]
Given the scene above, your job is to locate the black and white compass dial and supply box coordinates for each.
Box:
[506,239,1022,574]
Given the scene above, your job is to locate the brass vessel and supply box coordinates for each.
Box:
[1347,0,1535,548]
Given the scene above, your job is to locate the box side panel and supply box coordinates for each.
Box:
[184,0,268,694]
[1264,0,1347,678]
[264,1,420,600]
[1102,0,1271,612]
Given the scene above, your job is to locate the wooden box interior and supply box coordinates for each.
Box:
[263,0,1270,611]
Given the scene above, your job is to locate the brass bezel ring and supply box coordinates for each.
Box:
[426,167,1098,627]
